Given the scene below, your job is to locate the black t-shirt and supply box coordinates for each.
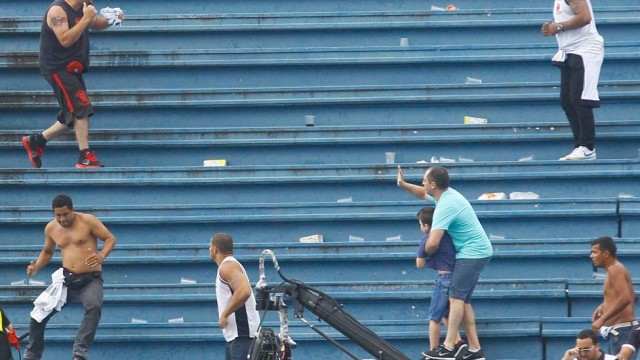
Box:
[39,0,90,74]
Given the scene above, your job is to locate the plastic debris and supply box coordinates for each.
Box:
[463,116,488,124]
[29,280,46,286]
[509,191,540,200]
[337,197,353,203]
[465,76,482,84]
[386,235,402,242]
[619,193,635,198]
[430,5,446,11]
[203,159,227,167]
[400,38,409,47]
[518,155,535,162]
[168,317,185,324]
[385,152,396,164]
[299,234,323,243]
[458,156,474,163]
[305,115,315,127]
[180,278,197,285]
[489,234,506,241]
[131,318,148,324]
[478,192,507,200]
[10,279,25,286]
[348,235,365,242]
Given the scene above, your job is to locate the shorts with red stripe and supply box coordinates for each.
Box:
[44,70,95,127]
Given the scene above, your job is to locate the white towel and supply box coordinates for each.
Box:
[100,7,124,29]
[30,268,67,323]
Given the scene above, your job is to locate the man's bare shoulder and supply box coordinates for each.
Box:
[47,6,68,27]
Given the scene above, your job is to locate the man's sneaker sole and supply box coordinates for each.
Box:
[75,163,103,169]
[22,136,42,168]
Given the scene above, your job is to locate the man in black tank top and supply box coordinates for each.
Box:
[21,0,125,169]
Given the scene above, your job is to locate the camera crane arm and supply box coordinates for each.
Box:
[255,250,411,360]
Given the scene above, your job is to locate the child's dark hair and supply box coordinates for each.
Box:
[416,206,435,227]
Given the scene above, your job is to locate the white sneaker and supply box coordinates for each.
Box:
[559,146,596,161]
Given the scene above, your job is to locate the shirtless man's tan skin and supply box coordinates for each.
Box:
[590,236,636,358]
[23,193,116,360]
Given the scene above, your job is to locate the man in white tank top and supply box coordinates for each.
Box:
[210,233,260,360]
[542,0,604,161]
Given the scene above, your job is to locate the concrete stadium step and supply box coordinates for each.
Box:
[4,80,638,109]
[0,160,638,204]
[2,0,634,16]
[1,90,630,129]
[566,279,640,319]
[1,232,632,285]
[619,198,640,237]
[2,121,640,167]
[543,317,593,360]
[0,196,622,243]
[0,81,636,131]
[0,278,568,325]
[4,42,640,90]
[2,7,638,50]
[5,317,542,360]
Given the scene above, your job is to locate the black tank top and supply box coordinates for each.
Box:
[39,0,90,75]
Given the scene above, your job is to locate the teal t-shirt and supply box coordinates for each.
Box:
[430,188,493,259]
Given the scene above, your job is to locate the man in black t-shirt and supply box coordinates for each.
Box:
[22,0,124,169]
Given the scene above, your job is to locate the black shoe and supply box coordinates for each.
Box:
[76,149,104,168]
[423,344,456,360]
[457,348,485,360]
[22,135,45,168]
[454,340,468,359]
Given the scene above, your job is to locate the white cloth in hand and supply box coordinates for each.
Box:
[100,7,124,29]
[30,268,68,323]
[599,325,613,339]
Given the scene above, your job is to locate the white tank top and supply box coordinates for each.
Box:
[216,256,260,342]
[553,0,601,53]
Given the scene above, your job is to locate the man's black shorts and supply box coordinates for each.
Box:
[44,70,95,127]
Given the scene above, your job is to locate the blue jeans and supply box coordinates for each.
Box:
[429,272,452,322]
[225,336,254,360]
[450,257,491,303]
[608,323,637,360]
[23,275,103,360]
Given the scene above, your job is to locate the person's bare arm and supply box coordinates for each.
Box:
[618,346,636,360]
[593,267,633,330]
[27,224,57,276]
[47,4,96,48]
[218,262,253,329]
[397,166,427,199]
[86,215,116,267]
[425,229,444,257]
[549,0,593,35]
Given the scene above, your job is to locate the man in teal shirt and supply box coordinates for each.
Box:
[398,166,492,360]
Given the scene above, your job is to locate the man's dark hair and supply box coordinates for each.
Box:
[52,193,73,210]
[427,166,450,189]
[416,207,435,227]
[591,236,617,258]
[576,329,598,344]
[211,232,234,254]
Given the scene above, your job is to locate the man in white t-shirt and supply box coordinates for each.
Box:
[210,233,260,360]
[542,0,604,161]
[562,329,617,360]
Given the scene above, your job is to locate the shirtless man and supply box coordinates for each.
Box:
[23,193,116,360]
[590,236,636,358]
